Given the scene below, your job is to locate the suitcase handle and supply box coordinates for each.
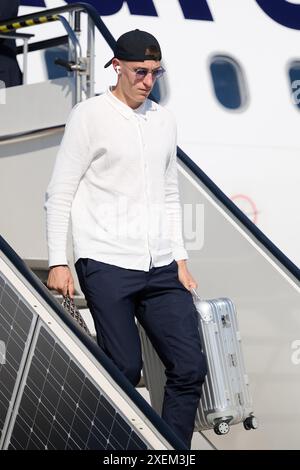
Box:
[191,287,201,300]
[191,288,214,322]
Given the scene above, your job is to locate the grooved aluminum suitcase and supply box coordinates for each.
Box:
[139,291,258,435]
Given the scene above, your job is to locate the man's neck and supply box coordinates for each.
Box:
[111,86,143,110]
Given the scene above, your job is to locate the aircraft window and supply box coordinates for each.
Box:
[151,80,161,103]
[210,56,247,110]
[289,62,300,109]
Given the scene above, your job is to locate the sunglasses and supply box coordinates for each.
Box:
[122,63,165,80]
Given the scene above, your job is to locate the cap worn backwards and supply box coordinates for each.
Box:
[104,29,162,68]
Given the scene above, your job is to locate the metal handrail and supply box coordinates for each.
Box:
[0,2,115,51]
[0,3,116,103]
[0,32,34,84]
[57,15,82,59]
[0,32,34,39]
[57,14,84,102]
[177,146,300,281]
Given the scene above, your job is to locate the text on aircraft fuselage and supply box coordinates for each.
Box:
[20,0,300,30]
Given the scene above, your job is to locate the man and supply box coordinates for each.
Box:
[45,29,207,449]
[0,0,23,88]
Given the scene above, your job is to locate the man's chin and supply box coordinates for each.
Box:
[135,95,147,104]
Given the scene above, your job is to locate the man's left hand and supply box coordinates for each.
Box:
[176,260,198,291]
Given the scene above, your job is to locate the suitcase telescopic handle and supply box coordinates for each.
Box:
[191,288,213,322]
[191,288,201,300]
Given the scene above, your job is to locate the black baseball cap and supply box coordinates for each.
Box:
[104,29,162,68]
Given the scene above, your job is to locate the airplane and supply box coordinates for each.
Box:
[0,0,299,451]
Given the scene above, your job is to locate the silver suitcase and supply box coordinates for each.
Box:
[139,290,258,435]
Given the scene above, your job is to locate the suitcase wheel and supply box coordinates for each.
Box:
[243,415,259,430]
[214,421,230,435]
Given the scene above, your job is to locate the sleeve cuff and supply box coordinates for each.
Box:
[173,246,189,261]
[48,252,68,268]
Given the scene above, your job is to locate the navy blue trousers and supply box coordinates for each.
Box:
[75,258,207,448]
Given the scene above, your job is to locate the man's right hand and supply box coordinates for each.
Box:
[47,265,75,298]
